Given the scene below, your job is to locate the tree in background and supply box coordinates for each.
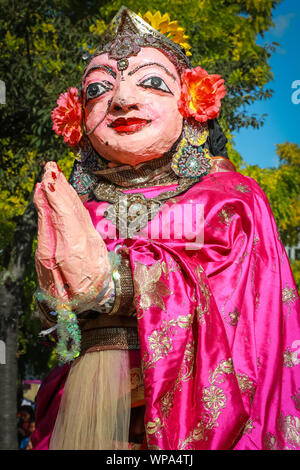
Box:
[0,0,110,450]
[241,142,300,247]
[242,142,300,294]
[1,0,296,450]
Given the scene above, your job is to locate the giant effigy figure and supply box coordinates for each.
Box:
[31,7,300,450]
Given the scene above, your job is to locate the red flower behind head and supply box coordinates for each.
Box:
[51,87,83,146]
[178,67,226,122]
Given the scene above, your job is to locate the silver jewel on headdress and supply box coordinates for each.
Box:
[88,6,191,73]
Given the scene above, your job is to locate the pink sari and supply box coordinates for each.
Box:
[32,170,300,450]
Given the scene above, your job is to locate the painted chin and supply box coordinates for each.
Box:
[90,112,183,165]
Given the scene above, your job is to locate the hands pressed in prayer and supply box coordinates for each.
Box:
[34,162,110,303]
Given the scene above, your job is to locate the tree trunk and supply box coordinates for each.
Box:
[0,323,18,449]
[0,187,38,450]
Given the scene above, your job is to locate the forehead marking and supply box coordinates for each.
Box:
[117,58,129,71]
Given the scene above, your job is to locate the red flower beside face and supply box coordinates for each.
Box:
[178,67,226,123]
[51,87,83,146]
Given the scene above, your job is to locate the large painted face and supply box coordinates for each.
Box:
[82,48,183,166]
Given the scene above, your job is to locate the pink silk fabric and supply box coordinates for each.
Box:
[32,170,300,450]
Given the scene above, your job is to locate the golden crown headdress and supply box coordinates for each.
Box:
[140,11,192,57]
[89,6,192,73]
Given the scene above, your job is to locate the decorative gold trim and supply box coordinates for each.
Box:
[80,326,139,356]
[109,255,135,317]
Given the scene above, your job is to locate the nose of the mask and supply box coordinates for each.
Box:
[109,80,139,112]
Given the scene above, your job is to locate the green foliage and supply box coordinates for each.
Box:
[238,142,300,247]
[290,261,300,293]
[18,244,58,380]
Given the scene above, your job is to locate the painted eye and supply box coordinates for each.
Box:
[139,76,172,93]
[85,82,112,102]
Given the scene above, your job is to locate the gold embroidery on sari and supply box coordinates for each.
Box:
[282,285,299,304]
[205,204,236,233]
[146,342,195,443]
[220,235,248,325]
[234,183,250,193]
[210,358,235,380]
[263,413,300,450]
[143,314,193,370]
[217,206,235,226]
[278,412,300,449]
[282,284,299,331]
[236,373,256,403]
[146,417,163,436]
[196,264,204,273]
[263,432,277,450]
[253,235,260,245]
[236,252,248,265]
[228,307,241,326]
[283,346,300,368]
[250,240,260,310]
[243,419,255,435]
[161,258,181,278]
[178,358,235,450]
[292,389,300,410]
[195,265,211,324]
[254,293,260,309]
[257,356,262,368]
[133,261,173,318]
[202,385,226,410]
[160,341,194,419]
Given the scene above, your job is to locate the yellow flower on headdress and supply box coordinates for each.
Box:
[140,11,192,56]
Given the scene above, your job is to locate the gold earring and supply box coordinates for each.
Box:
[171,120,213,178]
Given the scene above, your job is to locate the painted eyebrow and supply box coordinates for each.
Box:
[82,65,117,83]
[128,62,177,81]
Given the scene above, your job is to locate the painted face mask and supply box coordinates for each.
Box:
[81,48,183,166]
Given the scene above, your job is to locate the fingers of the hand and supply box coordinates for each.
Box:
[43,176,99,241]
[42,161,60,177]
[39,164,109,296]
[42,164,99,237]
[35,259,69,300]
[33,182,45,212]
[35,182,57,261]
[53,231,109,297]
[42,163,82,216]
[53,214,108,274]
[42,163,90,219]
[42,163,64,197]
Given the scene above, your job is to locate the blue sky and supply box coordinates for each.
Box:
[233,0,300,168]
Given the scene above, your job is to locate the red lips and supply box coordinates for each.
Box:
[109,118,150,133]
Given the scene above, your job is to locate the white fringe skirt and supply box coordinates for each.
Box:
[49,350,131,450]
